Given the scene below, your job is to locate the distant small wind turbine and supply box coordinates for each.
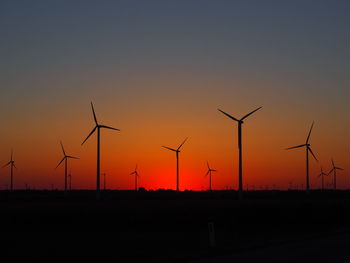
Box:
[328,158,344,190]
[318,167,327,191]
[286,121,318,192]
[205,162,217,191]
[2,150,16,191]
[218,107,262,196]
[55,141,79,191]
[82,102,120,199]
[162,137,188,191]
[130,165,139,191]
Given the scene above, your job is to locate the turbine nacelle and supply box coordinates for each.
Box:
[162,137,188,154]
[130,165,139,176]
[2,150,16,169]
[205,162,217,176]
[55,141,79,169]
[82,102,120,145]
[328,158,344,175]
[286,122,318,162]
[218,107,262,124]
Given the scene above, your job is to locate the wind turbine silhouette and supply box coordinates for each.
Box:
[318,167,327,191]
[82,102,120,199]
[218,107,262,196]
[162,137,188,191]
[2,150,16,191]
[55,141,79,191]
[328,158,344,190]
[130,165,139,191]
[286,122,318,192]
[205,162,217,191]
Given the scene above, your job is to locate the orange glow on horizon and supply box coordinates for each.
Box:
[0,76,349,191]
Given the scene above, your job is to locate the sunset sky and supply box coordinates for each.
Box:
[1,0,349,190]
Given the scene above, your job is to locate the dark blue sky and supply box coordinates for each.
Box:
[2,0,349,116]
[2,0,350,80]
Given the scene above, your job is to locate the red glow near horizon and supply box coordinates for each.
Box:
[0,92,349,191]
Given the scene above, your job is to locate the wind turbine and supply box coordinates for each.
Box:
[130,165,139,191]
[318,167,327,191]
[2,150,16,191]
[286,122,318,192]
[55,141,79,191]
[162,137,188,191]
[205,162,217,191]
[218,107,262,196]
[328,158,344,190]
[82,102,120,199]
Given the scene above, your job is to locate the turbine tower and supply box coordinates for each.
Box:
[130,165,139,191]
[218,107,262,196]
[162,137,188,191]
[55,141,79,191]
[286,122,318,192]
[2,150,16,191]
[205,162,217,191]
[82,102,120,199]
[318,167,327,191]
[328,158,344,190]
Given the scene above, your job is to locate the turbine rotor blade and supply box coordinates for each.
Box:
[91,102,98,125]
[331,158,335,168]
[100,125,120,131]
[207,162,210,170]
[162,146,177,152]
[217,109,239,121]
[285,144,306,150]
[11,149,13,162]
[306,121,314,144]
[82,126,97,145]
[336,167,344,171]
[2,161,11,168]
[205,170,210,176]
[67,156,79,159]
[327,168,334,175]
[55,157,65,169]
[60,141,66,156]
[12,163,16,169]
[177,137,188,151]
[308,147,318,162]
[241,106,262,121]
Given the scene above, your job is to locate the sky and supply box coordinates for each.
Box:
[0,0,349,190]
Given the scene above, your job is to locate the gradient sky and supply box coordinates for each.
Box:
[1,0,349,190]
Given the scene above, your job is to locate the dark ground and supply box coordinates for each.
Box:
[1,190,350,261]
